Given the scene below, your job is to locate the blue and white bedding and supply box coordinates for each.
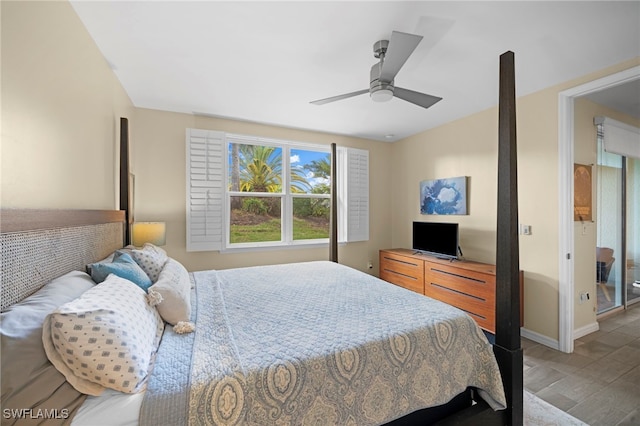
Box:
[140,261,506,425]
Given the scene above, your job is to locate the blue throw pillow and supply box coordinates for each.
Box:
[89,252,152,291]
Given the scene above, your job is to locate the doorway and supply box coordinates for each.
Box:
[558,65,640,353]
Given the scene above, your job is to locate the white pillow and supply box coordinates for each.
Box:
[1,271,95,418]
[130,243,168,282]
[148,258,192,329]
[42,275,164,395]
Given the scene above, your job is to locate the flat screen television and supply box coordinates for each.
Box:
[412,221,459,259]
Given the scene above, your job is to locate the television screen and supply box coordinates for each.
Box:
[412,221,459,259]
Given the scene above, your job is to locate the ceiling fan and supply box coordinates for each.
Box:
[310,31,442,109]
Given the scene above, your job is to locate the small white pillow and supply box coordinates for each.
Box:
[130,243,168,282]
[147,258,192,330]
[1,271,95,417]
[42,275,164,395]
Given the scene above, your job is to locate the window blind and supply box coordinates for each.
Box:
[186,129,224,251]
[337,146,369,243]
[595,116,640,160]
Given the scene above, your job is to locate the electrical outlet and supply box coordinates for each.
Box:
[579,292,590,304]
[367,260,373,269]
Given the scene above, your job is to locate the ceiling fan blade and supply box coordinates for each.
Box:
[310,89,369,105]
[379,31,423,82]
[394,87,442,109]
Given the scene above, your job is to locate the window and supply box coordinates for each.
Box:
[227,139,330,247]
[186,129,368,252]
[289,147,332,242]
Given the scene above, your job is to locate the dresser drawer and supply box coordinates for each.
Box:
[424,263,496,332]
[379,251,424,294]
[378,249,522,335]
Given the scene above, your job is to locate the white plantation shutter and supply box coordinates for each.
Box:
[186,129,224,251]
[337,147,369,242]
[186,128,369,250]
[346,148,370,242]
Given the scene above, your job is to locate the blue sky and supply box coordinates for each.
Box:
[291,148,330,189]
[227,143,330,190]
[290,148,328,167]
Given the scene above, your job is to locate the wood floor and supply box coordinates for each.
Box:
[523,302,640,425]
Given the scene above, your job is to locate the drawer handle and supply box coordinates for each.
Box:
[430,268,486,284]
[383,269,419,281]
[383,256,419,267]
[460,309,487,321]
[428,282,486,302]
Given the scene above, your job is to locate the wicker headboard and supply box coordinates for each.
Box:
[0,209,125,311]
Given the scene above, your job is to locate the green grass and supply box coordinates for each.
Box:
[230,218,281,243]
[292,217,330,240]
[230,217,329,243]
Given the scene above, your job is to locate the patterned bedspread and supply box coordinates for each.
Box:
[140,261,505,425]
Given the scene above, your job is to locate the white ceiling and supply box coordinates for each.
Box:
[70,1,640,142]
[583,78,640,119]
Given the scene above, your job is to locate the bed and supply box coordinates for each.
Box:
[1,51,522,425]
[0,212,505,425]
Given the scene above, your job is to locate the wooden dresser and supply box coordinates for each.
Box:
[379,248,523,334]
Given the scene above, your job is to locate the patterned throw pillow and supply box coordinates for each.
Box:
[42,275,164,395]
[130,243,168,283]
[89,252,152,291]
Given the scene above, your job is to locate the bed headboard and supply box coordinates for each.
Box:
[0,209,125,311]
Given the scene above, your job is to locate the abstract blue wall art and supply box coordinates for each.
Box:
[420,176,468,215]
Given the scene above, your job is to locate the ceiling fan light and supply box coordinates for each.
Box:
[371,88,393,102]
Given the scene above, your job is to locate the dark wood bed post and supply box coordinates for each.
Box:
[431,51,523,426]
[329,142,338,262]
[120,117,131,245]
[494,50,524,425]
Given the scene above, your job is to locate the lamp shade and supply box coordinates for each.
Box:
[132,222,166,247]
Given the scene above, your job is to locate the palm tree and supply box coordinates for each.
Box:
[235,144,311,193]
[230,143,242,209]
[303,154,331,194]
[237,145,282,192]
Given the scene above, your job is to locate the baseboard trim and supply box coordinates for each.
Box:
[573,321,599,340]
[521,327,560,351]
[520,323,599,353]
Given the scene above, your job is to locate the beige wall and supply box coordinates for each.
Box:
[391,108,499,262]
[573,98,640,330]
[0,1,392,274]
[390,59,640,341]
[1,1,134,209]
[3,0,640,345]
[390,88,562,340]
[131,108,393,274]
